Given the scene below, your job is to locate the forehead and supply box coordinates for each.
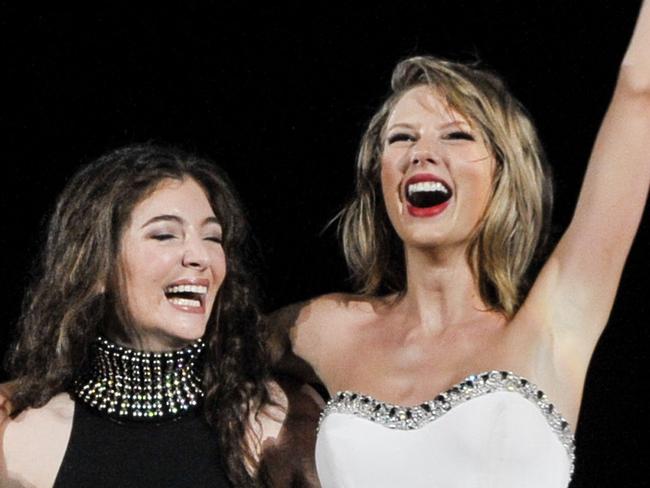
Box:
[129,178,216,224]
[386,85,471,127]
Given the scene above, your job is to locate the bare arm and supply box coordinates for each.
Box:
[0,392,75,488]
[520,2,650,361]
[249,378,324,487]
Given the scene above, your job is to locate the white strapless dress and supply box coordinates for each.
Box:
[316,371,575,488]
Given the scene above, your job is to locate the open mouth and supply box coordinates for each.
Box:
[164,284,207,310]
[405,180,453,208]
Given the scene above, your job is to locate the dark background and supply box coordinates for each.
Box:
[1,2,647,486]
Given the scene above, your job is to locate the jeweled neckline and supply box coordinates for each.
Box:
[73,336,205,423]
[320,370,575,474]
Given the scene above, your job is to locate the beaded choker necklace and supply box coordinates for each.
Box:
[74,336,205,422]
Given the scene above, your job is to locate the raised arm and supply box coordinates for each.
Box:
[520,1,650,357]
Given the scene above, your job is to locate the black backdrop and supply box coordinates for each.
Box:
[2,2,648,487]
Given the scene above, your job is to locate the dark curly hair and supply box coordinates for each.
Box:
[5,143,271,487]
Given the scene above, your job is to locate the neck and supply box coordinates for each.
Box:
[74,336,205,422]
[398,244,498,333]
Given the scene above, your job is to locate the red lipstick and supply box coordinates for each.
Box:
[407,201,450,217]
[403,173,452,218]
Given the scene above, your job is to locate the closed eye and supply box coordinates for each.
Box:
[444,131,475,141]
[152,234,177,241]
[387,132,416,144]
[205,236,223,244]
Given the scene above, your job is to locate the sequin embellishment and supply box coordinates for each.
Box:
[320,371,575,475]
[74,336,204,422]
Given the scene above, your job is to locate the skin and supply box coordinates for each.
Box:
[283,88,525,418]
[382,86,494,255]
[275,2,650,435]
[119,177,226,351]
[1,176,323,486]
[380,87,500,330]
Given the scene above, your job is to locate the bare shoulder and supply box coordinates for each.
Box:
[300,292,382,319]
[285,292,383,345]
[273,292,379,328]
[1,391,75,488]
[4,392,75,432]
[272,292,391,387]
[254,377,324,487]
[270,293,354,336]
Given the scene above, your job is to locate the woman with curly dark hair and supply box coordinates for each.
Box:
[0,144,321,487]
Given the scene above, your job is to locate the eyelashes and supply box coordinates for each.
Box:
[387,133,416,144]
[151,234,222,244]
[445,131,475,141]
[386,130,476,145]
[152,234,176,241]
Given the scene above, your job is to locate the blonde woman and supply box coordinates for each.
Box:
[272,3,650,487]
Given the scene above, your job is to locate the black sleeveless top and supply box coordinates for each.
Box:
[53,401,231,487]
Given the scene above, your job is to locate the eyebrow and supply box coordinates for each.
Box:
[140,214,221,229]
[385,119,472,132]
[385,122,416,132]
[439,120,472,130]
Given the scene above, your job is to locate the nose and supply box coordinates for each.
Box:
[408,132,442,167]
[410,148,439,166]
[182,235,210,270]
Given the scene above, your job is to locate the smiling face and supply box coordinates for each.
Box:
[380,85,495,251]
[118,177,226,351]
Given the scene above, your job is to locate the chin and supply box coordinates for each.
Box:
[402,232,472,254]
[399,227,447,247]
[173,324,207,343]
[148,324,207,351]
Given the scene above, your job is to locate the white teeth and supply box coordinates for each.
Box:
[165,284,208,294]
[168,297,202,308]
[407,181,449,195]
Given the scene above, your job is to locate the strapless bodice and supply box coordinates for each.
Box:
[316,371,575,488]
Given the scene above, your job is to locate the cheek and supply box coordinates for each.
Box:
[122,248,175,297]
[205,254,227,313]
[215,256,227,285]
[461,167,494,216]
[380,160,403,204]
[211,250,228,288]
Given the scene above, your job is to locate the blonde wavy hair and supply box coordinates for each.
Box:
[339,56,553,316]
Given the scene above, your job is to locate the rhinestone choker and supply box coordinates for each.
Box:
[74,336,205,422]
